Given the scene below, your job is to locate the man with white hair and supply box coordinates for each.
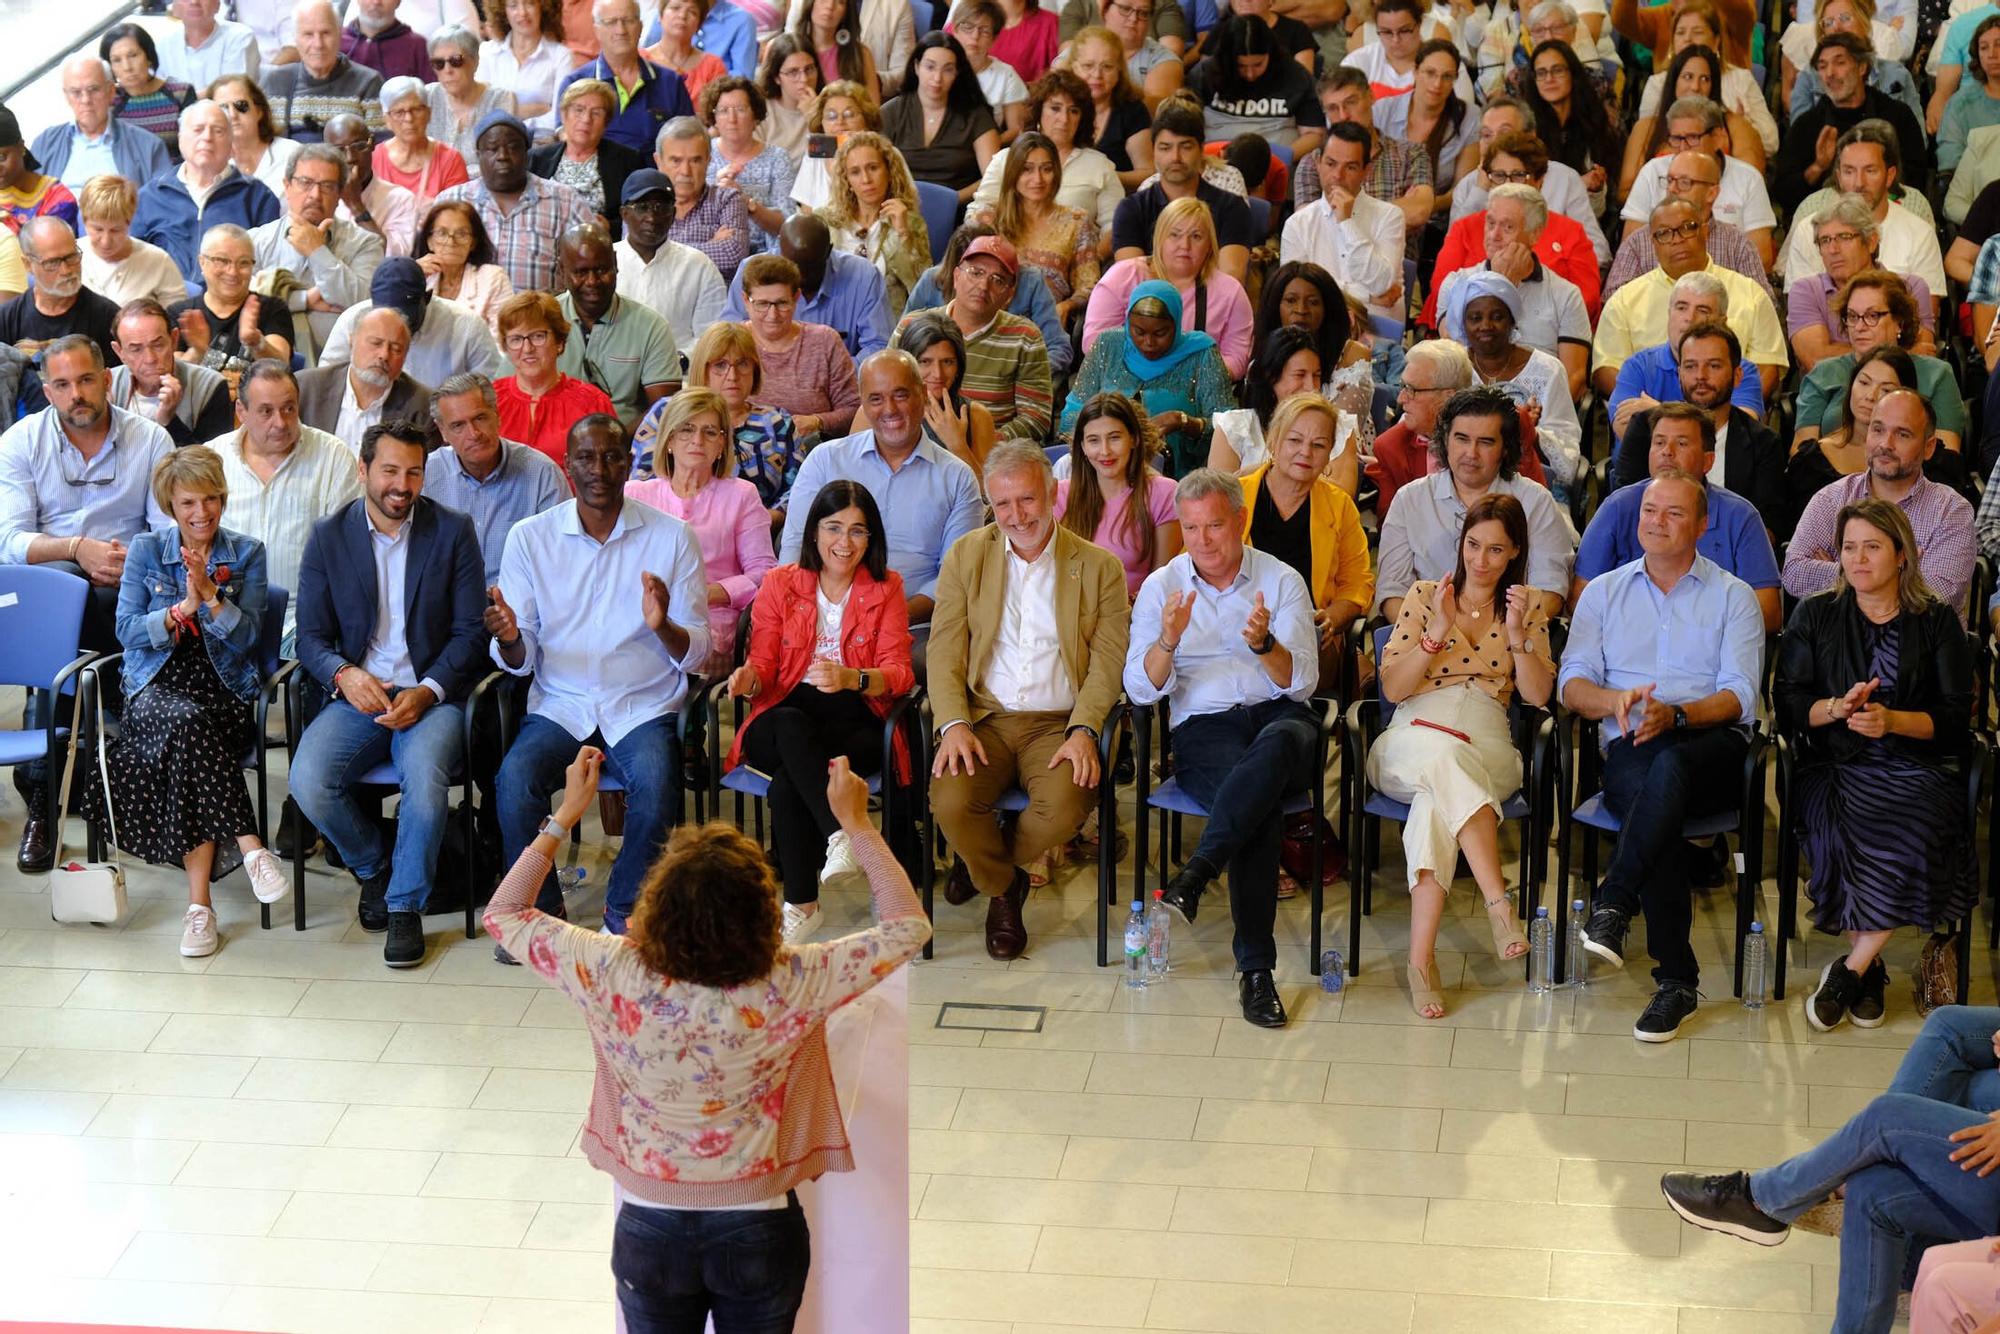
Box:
[1366,340,1472,517]
[159,0,261,88]
[296,307,432,439]
[1776,125,1946,294]
[1607,270,1765,447]
[250,143,386,350]
[658,117,750,283]
[557,0,694,155]
[341,0,431,82]
[1430,183,1592,400]
[132,103,282,286]
[263,0,388,142]
[1621,97,1777,272]
[29,56,172,191]
[1447,96,1609,264]
[1789,196,1939,371]
[0,219,120,414]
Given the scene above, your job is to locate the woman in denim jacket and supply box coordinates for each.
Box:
[106,446,289,959]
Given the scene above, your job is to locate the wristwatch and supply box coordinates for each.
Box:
[1672,706,1689,731]
[538,815,570,842]
[1251,631,1278,656]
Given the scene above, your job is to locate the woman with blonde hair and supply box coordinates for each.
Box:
[817,130,930,317]
[1081,195,1253,376]
[78,175,187,307]
[1063,24,1155,187]
[658,322,803,516]
[789,79,881,211]
[990,131,1099,325]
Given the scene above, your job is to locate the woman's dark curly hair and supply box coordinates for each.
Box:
[1026,68,1096,150]
[1252,261,1354,383]
[1428,384,1523,478]
[628,822,782,986]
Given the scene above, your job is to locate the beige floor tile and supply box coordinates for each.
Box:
[917,1174,1177,1228]
[1058,1134,1314,1190]
[111,1230,387,1287]
[1684,1038,1905,1088]
[1291,1236,1554,1298]
[913,1045,1097,1092]
[0,1276,234,1327]
[272,1190,541,1247]
[980,1008,1223,1057]
[0,962,83,1006]
[1557,1157,1734,1208]
[418,1151,611,1205]
[1425,1198,1685,1257]
[907,1002,990,1047]
[203,937,446,982]
[0,1003,169,1051]
[1679,1119,1830,1166]
[909,1321,1013,1334]
[1439,1107,1687,1162]
[63,968,310,1016]
[174,1141,440,1195]
[912,1083,964,1130]
[910,1127,1070,1178]
[910,1269,1153,1326]
[0,1130,194,1186]
[949,1087,1202,1138]
[1449,1026,1692,1077]
[364,1242,609,1300]
[1411,1292,1679,1333]
[86,1092,345,1146]
[1305,1146,1562,1202]
[1808,1082,1876,1127]
[0,1087,107,1134]
[1034,1224,1294,1284]
[328,1103,583,1156]
[1193,1097,1443,1152]
[476,1297,616,1332]
[1321,1061,1570,1113]
[1106,975,1337,1023]
[1,1047,253,1097]
[376,1021,596,1071]
[1563,1072,1817,1125]
[1339,980,1575,1030]
[0,928,216,974]
[912,1218,1042,1272]
[1547,1251,1815,1311]
[235,1055,492,1108]
[290,977,537,1026]
[912,964,1121,1012]
[1675,1312,1839,1334]
[519,1201,614,1251]
[1090,1050,1331,1102]
[216,1284,491,1334]
[12,1179,293,1237]
[1211,1012,1457,1064]
[515,988,588,1028]
[147,1011,401,1063]
[1141,1278,1415,1332]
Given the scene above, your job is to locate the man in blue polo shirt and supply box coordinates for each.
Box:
[723,215,889,360]
[1573,402,1782,633]
[1607,271,1763,450]
[557,0,694,155]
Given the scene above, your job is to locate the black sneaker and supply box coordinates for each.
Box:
[356,872,390,933]
[1158,861,1212,926]
[1660,1171,1789,1246]
[384,911,425,968]
[1805,957,1862,1034]
[1634,981,1699,1043]
[1687,836,1728,890]
[1849,959,1887,1029]
[1582,905,1630,968]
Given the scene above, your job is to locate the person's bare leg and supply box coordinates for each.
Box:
[1845,929,1894,975]
[1409,870,1447,1019]
[185,841,215,909]
[1460,805,1525,959]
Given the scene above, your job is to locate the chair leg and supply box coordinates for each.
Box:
[290,799,306,932]
[462,788,476,941]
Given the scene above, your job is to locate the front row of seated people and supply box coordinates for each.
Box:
[8,321,1991,1037]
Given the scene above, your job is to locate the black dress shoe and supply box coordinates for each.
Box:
[1238,969,1287,1028]
[943,856,978,907]
[984,870,1029,961]
[16,815,52,873]
[1158,861,1212,926]
[357,873,390,933]
[384,911,425,968]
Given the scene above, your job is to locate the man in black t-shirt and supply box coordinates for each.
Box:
[1110,100,1255,281]
[1948,178,2000,288]
[0,219,119,416]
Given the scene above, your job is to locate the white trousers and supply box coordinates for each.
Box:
[1363,683,1522,890]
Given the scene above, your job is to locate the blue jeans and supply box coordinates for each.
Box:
[1169,698,1317,972]
[1749,1091,2000,1334]
[1889,1006,2000,1111]
[611,1195,809,1334]
[496,713,679,932]
[289,695,463,913]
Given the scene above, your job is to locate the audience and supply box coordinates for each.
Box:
[1209,327,1360,497]
[1619,96,1776,270]
[161,0,263,90]
[296,307,432,437]
[425,25,520,171]
[0,218,120,414]
[530,79,645,234]
[1059,390,1180,596]
[264,0,388,142]
[132,102,283,287]
[1087,196,1252,375]
[879,312,994,479]
[1063,278,1235,476]
[726,213,890,360]
[554,221,679,430]
[559,0,696,153]
[479,0,569,123]
[815,131,929,318]
[494,290,618,464]
[906,221,1073,371]
[374,77,473,210]
[1297,66,1436,234]
[250,142,387,349]
[1367,338,1473,518]
[1440,272,1583,499]
[0,112,77,236]
[217,74,304,198]
[637,321,802,512]
[1789,196,1937,374]
[658,115,753,282]
[1776,123,1945,296]
[615,170,729,352]
[1605,147,1775,303]
[101,25,196,162]
[702,76,799,245]
[882,32,1000,200]
[1424,142,1600,331]
[31,56,172,192]
[897,235,1053,441]
[1607,271,1764,447]
[318,256,508,387]
[1772,39,1927,212]
[1447,95,1608,264]
[1111,98,1253,279]
[1066,24,1156,188]
[172,224,295,379]
[411,199,514,333]
[1280,125,1405,336]
[340,0,432,82]
[421,371,569,585]
[435,111,595,293]
[970,67,1124,238]
[108,298,236,447]
[1794,347,1931,539]
[325,112,419,257]
[1794,271,1965,454]
[736,252,861,439]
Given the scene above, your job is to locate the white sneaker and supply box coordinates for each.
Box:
[180,904,218,957]
[819,830,867,894]
[782,901,821,944]
[242,848,289,904]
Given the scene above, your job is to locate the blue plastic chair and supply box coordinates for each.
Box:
[0,566,95,845]
[1043,443,1068,469]
[915,181,960,264]
[1246,195,1271,243]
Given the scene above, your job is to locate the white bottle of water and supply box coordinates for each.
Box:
[557,865,588,896]
[1146,889,1170,978]
[1742,921,1767,1010]
[1527,906,1554,993]
[1566,900,1589,989]
[1123,902,1149,989]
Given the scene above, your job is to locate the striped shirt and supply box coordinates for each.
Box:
[435,175,596,295]
[1785,471,1977,626]
[668,185,752,285]
[206,424,363,639]
[895,303,1053,443]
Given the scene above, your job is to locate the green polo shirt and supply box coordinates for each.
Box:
[556,293,681,433]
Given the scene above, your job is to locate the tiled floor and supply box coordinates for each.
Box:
[0,732,1973,1331]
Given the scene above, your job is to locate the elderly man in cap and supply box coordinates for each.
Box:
[435,111,595,294]
[611,169,725,355]
[318,256,507,386]
[894,235,1052,443]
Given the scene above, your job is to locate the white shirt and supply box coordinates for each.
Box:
[1339,39,1476,101]
[1710,420,1729,486]
[492,499,712,746]
[480,36,571,128]
[81,238,189,309]
[338,178,421,259]
[1280,193,1406,325]
[1777,199,1949,294]
[395,0,483,37]
[971,145,1124,236]
[981,539,1075,715]
[159,18,260,89]
[320,296,508,386]
[206,424,363,638]
[233,0,298,58]
[814,586,846,664]
[614,238,728,356]
[335,375,388,446]
[180,164,225,212]
[246,137,304,200]
[1622,155,1778,236]
[358,507,446,698]
[975,59,1029,110]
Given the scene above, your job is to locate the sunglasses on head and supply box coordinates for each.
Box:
[432,54,466,69]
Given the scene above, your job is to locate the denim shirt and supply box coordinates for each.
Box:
[115,526,268,702]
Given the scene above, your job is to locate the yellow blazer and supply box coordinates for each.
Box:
[1241,464,1376,614]
[926,523,1132,736]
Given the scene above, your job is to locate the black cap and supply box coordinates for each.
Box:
[620,168,674,206]
[0,109,39,173]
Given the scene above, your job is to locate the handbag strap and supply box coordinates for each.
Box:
[92,670,121,860]
[47,669,121,871]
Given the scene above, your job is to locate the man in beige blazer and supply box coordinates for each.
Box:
[929,441,1132,960]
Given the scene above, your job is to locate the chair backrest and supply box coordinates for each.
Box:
[1044,443,1068,468]
[0,565,89,691]
[1371,623,1397,728]
[259,586,289,680]
[1246,194,1271,242]
[1369,383,1397,437]
[915,181,959,264]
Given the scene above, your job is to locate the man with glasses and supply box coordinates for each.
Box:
[0,334,173,872]
[1789,195,1939,372]
[435,111,595,293]
[1772,35,1927,214]
[558,0,694,154]
[1604,149,1775,305]
[554,222,677,432]
[159,0,260,89]
[108,298,235,447]
[250,143,387,350]
[1425,135,1600,327]
[722,213,885,361]
[318,257,508,390]
[1777,125,1945,295]
[339,0,431,82]
[1291,67,1433,234]
[657,117,750,283]
[1593,199,1786,401]
[1444,97,1608,263]
[324,112,418,258]
[263,0,388,143]
[131,102,282,288]
[29,56,172,193]
[0,218,120,415]
[1607,271,1764,449]
[1620,97,1776,273]
[894,235,1052,444]
[614,171,727,355]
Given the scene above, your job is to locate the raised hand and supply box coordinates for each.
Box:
[182,545,217,606]
[1240,590,1271,652]
[237,294,262,350]
[484,585,519,643]
[1831,677,1879,721]
[1158,589,1194,649]
[154,372,183,426]
[640,571,672,633]
[826,755,872,831]
[557,745,604,827]
[1426,577,1457,643]
[1504,584,1531,637]
[179,307,212,358]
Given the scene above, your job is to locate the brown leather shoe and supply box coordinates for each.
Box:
[16,815,52,873]
[943,856,978,906]
[984,870,1029,960]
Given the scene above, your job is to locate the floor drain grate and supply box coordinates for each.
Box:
[935,1002,1047,1033]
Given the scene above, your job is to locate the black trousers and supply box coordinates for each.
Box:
[737,685,884,904]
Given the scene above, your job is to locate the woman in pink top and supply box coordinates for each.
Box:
[1054,390,1180,597]
[741,253,863,439]
[987,0,1059,82]
[1080,197,1254,376]
[625,388,776,676]
[485,748,929,1330]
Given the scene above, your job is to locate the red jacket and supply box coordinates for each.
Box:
[724,564,917,781]
[1419,210,1603,329]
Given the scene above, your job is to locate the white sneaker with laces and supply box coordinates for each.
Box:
[819,830,867,894]
[242,848,289,904]
[782,901,821,944]
[180,904,218,957]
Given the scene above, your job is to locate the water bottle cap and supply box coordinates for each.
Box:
[1535,906,1549,917]
[1571,899,1585,910]
[1131,901,1144,912]
[1750,921,1764,933]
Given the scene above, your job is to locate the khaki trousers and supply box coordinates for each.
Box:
[931,710,1097,896]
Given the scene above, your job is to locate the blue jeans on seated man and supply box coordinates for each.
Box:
[611,1193,809,1334]
[289,693,465,913]
[497,712,680,933]
[1890,1006,2000,1111]
[1168,697,1317,973]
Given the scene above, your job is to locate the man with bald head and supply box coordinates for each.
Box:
[554,222,677,431]
[263,0,388,142]
[130,101,282,284]
[724,214,890,360]
[296,306,432,438]
[557,0,693,154]
[30,56,171,191]
[611,170,724,353]
[250,141,386,348]
[0,218,120,413]
[1605,150,1777,304]
[778,350,984,623]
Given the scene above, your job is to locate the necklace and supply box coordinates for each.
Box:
[1459,596,1495,620]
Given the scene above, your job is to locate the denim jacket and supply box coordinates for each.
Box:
[115,526,269,702]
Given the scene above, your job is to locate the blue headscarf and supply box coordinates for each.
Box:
[1121,279,1219,382]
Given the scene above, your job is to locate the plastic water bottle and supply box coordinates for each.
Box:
[1145,889,1171,978]
[1319,948,1345,993]
[556,865,589,896]
[1527,907,1554,993]
[1743,921,1768,1010]
[1566,900,1589,990]
[1123,902,1149,989]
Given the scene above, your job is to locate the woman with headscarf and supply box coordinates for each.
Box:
[1059,278,1237,477]
[1441,271,1582,502]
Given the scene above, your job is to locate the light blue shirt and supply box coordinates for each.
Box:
[776,431,983,600]
[61,128,119,192]
[1123,546,1319,723]
[1557,554,1764,743]
[422,439,570,587]
[0,406,173,564]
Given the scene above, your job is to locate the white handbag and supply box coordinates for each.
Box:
[47,672,126,926]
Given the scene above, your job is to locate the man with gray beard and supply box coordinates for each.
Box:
[0,218,120,414]
[295,307,431,441]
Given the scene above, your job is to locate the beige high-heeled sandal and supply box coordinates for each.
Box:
[1407,960,1446,1019]
[1486,895,1529,961]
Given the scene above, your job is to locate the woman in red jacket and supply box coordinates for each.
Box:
[725,479,915,943]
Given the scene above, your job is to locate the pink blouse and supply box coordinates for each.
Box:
[1055,472,1177,597]
[1080,257,1255,378]
[625,475,776,667]
[371,140,471,213]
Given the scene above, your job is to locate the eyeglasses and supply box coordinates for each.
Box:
[956,21,994,36]
[1665,130,1708,148]
[1532,64,1567,81]
[1816,229,1864,248]
[1487,168,1533,183]
[291,175,340,193]
[778,64,816,80]
[674,424,730,441]
[59,438,115,488]
[957,264,1012,288]
[594,13,641,26]
[1843,307,1893,329]
[1376,21,1416,37]
[1398,382,1451,397]
[31,251,82,270]
[431,54,467,69]
[1663,173,1717,191]
[746,297,796,314]
[818,521,871,541]
[386,104,425,118]
[504,329,552,350]
[222,98,252,115]
[199,253,253,271]
[1650,219,1702,244]
[1105,0,1153,16]
[428,226,473,244]
[1528,21,1569,37]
